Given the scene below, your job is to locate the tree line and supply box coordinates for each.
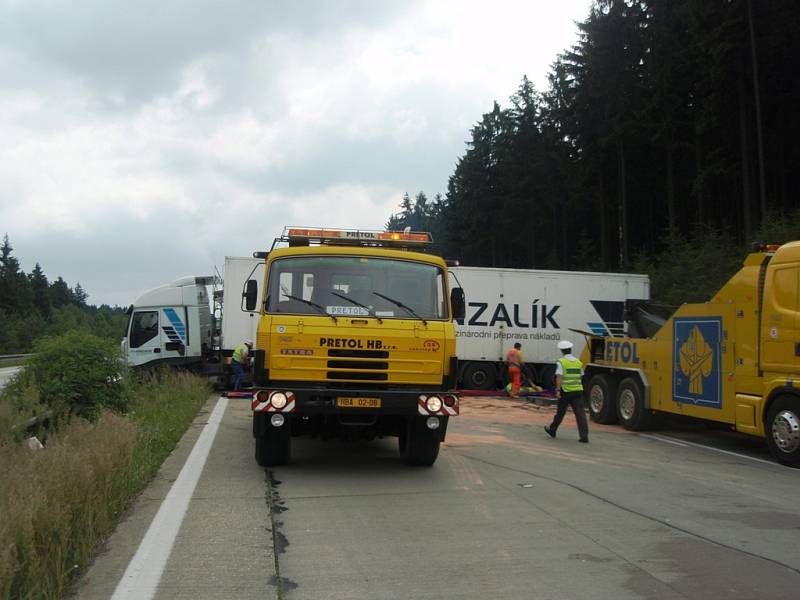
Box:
[387,0,800,303]
[0,235,127,353]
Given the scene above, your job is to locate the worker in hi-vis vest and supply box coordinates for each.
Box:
[544,340,589,442]
[505,342,523,397]
[231,341,253,391]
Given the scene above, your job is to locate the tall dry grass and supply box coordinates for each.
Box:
[0,370,210,600]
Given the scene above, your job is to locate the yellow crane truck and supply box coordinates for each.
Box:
[243,227,465,466]
[582,241,800,467]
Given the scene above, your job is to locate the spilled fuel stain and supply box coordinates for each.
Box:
[266,470,298,597]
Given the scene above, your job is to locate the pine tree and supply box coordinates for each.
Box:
[50,276,73,308]
[73,282,88,307]
[29,262,51,318]
[0,234,29,314]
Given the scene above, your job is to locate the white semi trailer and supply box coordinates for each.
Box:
[450,266,650,390]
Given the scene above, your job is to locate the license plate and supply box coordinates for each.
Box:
[336,397,381,408]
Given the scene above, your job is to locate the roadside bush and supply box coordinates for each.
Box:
[24,331,129,422]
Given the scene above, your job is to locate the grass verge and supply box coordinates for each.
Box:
[0,358,25,368]
[0,370,210,600]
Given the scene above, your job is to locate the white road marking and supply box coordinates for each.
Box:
[111,396,229,600]
[641,433,690,448]
[642,433,781,467]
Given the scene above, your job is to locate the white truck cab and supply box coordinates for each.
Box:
[122,276,214,369]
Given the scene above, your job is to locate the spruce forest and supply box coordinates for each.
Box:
[387,0,800,305]
[0,235,127,354]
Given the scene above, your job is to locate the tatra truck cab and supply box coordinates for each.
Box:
[582,241,800,467]
[245,228,465,466]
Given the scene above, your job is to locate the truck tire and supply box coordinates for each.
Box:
[615,377,651,431]
[537,364,556,389]
[404,418,441,466]
[587,374,617,424]
[462,362,496,390]
[765,396,800,468]
[255,425,292,466]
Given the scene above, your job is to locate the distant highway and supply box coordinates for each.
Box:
[0,366,21,390]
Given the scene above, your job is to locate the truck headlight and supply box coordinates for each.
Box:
[271,392,288,409]
[426,417,440,430]
[270,413,285,427]
[426,395,442,412]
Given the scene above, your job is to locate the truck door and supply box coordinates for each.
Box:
[761,265,799,375]
[160,307,190,362]
[128,310,161,366]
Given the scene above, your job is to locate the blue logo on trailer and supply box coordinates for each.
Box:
[162,308,186,343]
[672,317,722,408]
[587,300,625,337]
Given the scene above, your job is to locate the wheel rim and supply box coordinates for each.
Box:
[619,389,636,420]
[471,369,488,387]
[772,409,800,454]
[589,385,605,414]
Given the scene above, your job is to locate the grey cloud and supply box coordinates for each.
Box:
[1,0,413,107]
[216,134,461,200]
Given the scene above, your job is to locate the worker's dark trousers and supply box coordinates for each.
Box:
[231,361,246,390]
[550,390,589,440]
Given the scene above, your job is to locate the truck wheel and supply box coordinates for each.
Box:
[404,418,441,466]
[765,397,800,468]
[537,364,556,389]
[587,374,617,424]
[462,362,496,390]
[255,425,292,466]
[616,377,651,431]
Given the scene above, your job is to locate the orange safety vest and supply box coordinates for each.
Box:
[506,348,522,368]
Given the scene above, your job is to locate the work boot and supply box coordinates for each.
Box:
[544,425,556,439]
[579,438,589,443]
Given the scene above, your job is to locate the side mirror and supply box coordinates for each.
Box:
[244,279,258,311]
[450,287,465,322]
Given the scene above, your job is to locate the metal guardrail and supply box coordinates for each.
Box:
[0,354,32,361]
[11,412,52,433]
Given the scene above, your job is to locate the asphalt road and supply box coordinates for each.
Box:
[74,395,800,600]
[0,365,21,390]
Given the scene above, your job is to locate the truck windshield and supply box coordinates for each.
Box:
[266,256,447,320]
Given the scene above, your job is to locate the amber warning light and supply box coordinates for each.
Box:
[285,227,433,245]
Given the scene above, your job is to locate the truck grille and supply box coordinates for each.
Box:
[327,371,388,381]
[326,348,389,381]
[327,360,388,370]
[327,349,389,358]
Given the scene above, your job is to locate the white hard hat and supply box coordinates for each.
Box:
[557,340,573,351]
[245,341,253,348]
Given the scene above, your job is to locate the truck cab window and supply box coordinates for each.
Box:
[130,311,159,348]
[266,256,446,319]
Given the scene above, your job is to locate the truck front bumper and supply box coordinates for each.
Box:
[250,386,459,417]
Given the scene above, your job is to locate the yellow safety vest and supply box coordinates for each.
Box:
[233,344,248,364]
[558,357,583,392]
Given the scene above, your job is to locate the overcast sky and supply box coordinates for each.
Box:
[0,0,590,306]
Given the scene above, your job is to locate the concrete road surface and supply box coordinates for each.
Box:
[74,395,800,600]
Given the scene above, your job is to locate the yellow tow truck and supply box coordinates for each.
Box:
[243,227,465,466]
[582,241,800,466]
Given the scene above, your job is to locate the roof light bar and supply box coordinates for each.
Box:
[283,227,433,247]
